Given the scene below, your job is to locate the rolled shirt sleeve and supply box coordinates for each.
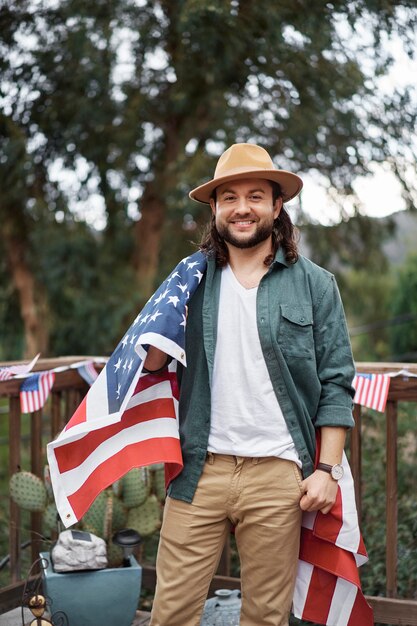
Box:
[312,274,355,428]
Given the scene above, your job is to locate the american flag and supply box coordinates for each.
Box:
[0,353,40,381]
[77,361,99,386]
[294,451,372,625]
[20,371,55,413]
[352,373,391,412]
[47,251,207,528]
[0,368,15,381]
[47,250,372,626]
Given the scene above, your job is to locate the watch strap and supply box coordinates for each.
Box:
[316,462,333,474]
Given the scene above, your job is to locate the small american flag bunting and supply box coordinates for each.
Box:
[352,373,390,412]
[0,353,40,381]
[20,371,55,413]
[77,361,99,386]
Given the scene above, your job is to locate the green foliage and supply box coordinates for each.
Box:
[359,403,417,600]
[32,219,140,356]
[343,268,394,361]
[388,254,417,361]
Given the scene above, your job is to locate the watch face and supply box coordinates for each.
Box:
[331,464,344,480]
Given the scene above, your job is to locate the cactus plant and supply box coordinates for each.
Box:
[82,490,127,539]
[120,467,150,509]
[150,464,166,502]
[9,463,166,564]
[127,495,162,537]
[9,471,47,512]
[43,501,59,533]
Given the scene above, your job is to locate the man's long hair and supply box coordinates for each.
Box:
[199,182,299,267]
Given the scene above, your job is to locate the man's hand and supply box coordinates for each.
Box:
[143,346,169,372]
[299,470,338,514]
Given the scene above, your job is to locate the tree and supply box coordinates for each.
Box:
[1,0,416,356]
[388,253,417,361]
[0,114,53,357]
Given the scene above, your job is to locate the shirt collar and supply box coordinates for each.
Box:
[272,247,289,268]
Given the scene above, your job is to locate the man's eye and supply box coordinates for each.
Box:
[251,195,262,200]
[224,196,235,201]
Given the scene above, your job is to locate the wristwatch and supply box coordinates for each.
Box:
[317,462,344,481]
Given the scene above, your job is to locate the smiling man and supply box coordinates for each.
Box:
[146,143,356,626]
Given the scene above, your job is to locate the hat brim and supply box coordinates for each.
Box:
[189,169,303,204]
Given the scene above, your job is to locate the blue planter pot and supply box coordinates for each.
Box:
[40,551,142,626]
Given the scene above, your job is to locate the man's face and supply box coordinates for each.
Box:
[209,178,282,250]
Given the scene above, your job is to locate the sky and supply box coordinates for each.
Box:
[296,31,416,225]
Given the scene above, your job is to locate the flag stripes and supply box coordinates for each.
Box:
[67,432,181,521]
[77,361,99,386]
[0,354,40,381]
[0,368,14,381]
[352,373,390,412]
[20,371,55,413]
[49,372,182,522]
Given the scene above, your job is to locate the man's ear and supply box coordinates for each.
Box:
[209,198,216,215]
[273,196,283,219]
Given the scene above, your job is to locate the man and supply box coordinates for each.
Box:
[144,143,356,626]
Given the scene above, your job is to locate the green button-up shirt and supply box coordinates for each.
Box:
[168,249,355,503]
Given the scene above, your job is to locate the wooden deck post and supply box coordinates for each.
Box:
[8,396,21,583]
[386,400,398,598]
[350,404,362,520]
[31,409,44,568]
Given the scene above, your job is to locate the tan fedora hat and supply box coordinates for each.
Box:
[189,143,303,204]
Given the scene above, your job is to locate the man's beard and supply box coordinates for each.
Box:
[216,219,274,249]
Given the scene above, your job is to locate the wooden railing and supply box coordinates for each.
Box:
[1,358,417,625]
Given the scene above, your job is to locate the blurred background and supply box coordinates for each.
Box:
[1,0,417,363]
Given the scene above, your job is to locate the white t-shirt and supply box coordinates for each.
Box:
[208,264,300,465]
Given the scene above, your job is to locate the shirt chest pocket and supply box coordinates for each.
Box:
[278,304,314,357]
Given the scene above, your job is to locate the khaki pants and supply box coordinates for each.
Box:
[150,454,303,626]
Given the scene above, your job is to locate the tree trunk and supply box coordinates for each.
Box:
[133,129,181,298]
[133,179,168,299]
[4,235,50,358]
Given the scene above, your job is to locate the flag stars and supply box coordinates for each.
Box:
[116,383,121,399]
[177,282,188,293]
[154,288,171,305]
[114,358,122,372]
[140,314,150,325]
[167,271,180,284]
[130,334,137,345]
[187,261,199,270]
[194,269,203,282]
[180,314,186,328]
[168,295,180,307]
[150,310,162,322]
[121,335,129,348]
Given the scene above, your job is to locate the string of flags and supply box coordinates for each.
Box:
[1,355,415,415]
[0,354,41,381]
[0,357,103,414]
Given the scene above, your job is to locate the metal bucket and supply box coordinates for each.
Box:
[200,589,241,626]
